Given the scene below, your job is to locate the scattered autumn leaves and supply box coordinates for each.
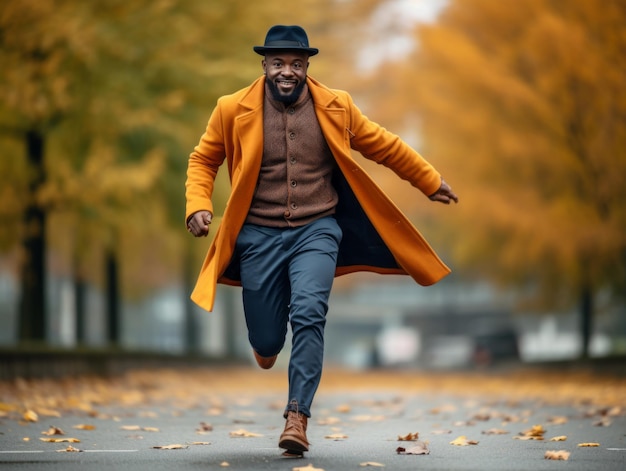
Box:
[1,367,624,465]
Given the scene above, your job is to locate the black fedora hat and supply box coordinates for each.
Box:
[253,25,319,56]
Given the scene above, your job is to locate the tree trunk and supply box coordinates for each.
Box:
[74,254,87,345]
[580,282,593,360]
[18,129,47,343]
[106,248,120,346]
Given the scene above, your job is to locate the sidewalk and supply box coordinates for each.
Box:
[1,366,625,470]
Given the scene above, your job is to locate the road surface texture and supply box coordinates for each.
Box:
[1,365,625,470]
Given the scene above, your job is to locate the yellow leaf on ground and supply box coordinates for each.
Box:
[229,429,263,438]
[549,436,567,442]
[220,462,230,467]
[120,425,142,431]
[513,425,545,440]
[73,424,96,430]
[324,433,348,440]
[41,426,64,436]
[317,416,340,426]
[450,435,479,446]
[397,432,419,441]
[547,416,568,425]
[359,462,385,467]
[40,437,80,443]
[482,428,509,435]
[293,464,324,471]
[545,450,570,460]
[335,404,351,413]
[152,444,189,449]
[142,427,160,432]
[189,441,211,445]
[57,445,82,453]
[23,410,38,422]
[578,442,600,447]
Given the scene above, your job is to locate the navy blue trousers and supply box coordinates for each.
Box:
[235,216,342,418]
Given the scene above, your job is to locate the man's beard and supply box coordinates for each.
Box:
[266,77,306,105]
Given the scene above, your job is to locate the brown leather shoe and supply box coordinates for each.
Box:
[279,410,309,453]
[253,350,277,370]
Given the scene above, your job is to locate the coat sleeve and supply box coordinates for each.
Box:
[342,92,442,197]
[185,100,227,223]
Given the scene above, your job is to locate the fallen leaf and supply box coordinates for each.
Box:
[545,450,570,460]
[57,445,82,453]
[41,426,64,436]
[229,429,263,438]
[292,464,324,471]
[317,417,341,425]
[189,441,211,445]
[547,416,568,425]
[220,462,230,467]
[577,442,600,447]
[450,436,479,446]
[593,417,612,427]
[73,424,96,430]
[120,425,142,431]
[197,422,213,432]
[360,462,385,467]
[23,410,38,422]
[352,415,385,422]
[40,437,80,443]
[152,444,189,450]
[324,433,348,440]
[142,427,160,432]
[396,441,430,455]
[335,404,351,413]
[397,432,419,441]
[22,437,30,442]
[482,428,508,435]
[549,436,567,442]
[431,429,452,435]
[513,425,545,440]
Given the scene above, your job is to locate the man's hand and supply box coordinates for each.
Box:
[429,178,459,204]
[187,210,212,237]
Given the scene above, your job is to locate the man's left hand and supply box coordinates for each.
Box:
[429,178,458,204]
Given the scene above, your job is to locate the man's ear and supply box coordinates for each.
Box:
[262,59,267,74]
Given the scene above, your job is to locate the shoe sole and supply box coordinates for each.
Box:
[278,437,309,453]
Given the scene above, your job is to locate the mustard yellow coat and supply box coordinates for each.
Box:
[185,76,451,312]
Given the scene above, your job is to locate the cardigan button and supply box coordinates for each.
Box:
[288,107,295,114]
[290,180,297,187]
[289,132,296,140]
[290,202,298,210]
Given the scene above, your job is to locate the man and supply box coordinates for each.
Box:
[185,25,458,456]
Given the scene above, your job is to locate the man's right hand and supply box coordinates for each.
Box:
[187,210,212,237]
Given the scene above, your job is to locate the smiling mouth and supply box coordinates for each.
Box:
[276,80,297,92]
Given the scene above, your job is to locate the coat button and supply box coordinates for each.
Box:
[289,132,296,140]
[288,108,295,114]
[290,157,296,164]
[284,210,291,218]
[290,202,298,210]
[290,180,297,187]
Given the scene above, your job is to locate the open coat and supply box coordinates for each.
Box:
[185,76,451,312]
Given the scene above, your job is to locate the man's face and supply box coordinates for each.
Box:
[262,51,309,104]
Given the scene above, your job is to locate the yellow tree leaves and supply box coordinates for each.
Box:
[366,0,626,315]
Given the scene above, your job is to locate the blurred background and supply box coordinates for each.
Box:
[1,0,624,375]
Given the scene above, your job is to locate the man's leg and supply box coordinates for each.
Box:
[236,224,291,361]
[284,217,342,418]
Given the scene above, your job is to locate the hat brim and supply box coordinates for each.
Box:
[253,46,319,56]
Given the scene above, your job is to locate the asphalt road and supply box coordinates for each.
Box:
[1,367,625,470]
